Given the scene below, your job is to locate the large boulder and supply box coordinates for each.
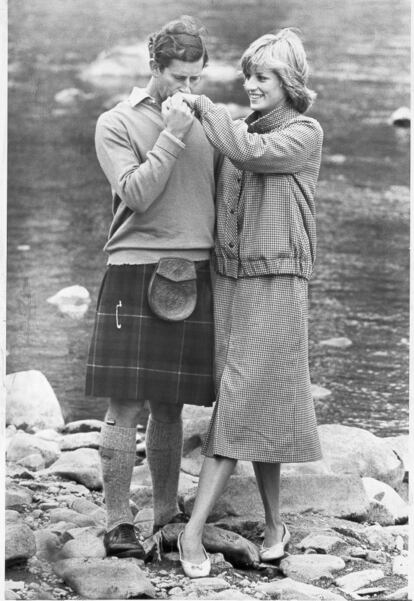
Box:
[47,448,102,490]
[6,370,64,430]
[53,557,156,599]
[6,521,36,566]
[61,419,104,434]
[60,431,100,451]
[182,474,370,522]
[279,554,346,583]
[6,431,60,467]
[363,477,408,524]
[59,533,106,560]
[5,483,33,510]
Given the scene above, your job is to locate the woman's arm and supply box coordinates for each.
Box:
[187,95,322,174]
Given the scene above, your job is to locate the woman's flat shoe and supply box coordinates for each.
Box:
[260,523,291,562]
[177,531,211,578]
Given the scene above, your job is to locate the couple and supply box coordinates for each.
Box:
[85,15,323,578]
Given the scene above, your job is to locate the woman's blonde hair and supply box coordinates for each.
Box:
[241,28,316,113]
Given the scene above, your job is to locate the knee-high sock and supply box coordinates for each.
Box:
[145,416,183,526]
[99,423,136,531]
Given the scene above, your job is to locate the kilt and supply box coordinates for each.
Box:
[85,261,214,405]
[203,273,322,463]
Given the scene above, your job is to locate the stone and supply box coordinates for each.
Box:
[16,453,45,471]
[392,555,408,576]
[161,523,261,569]
[384,586,409,600]
[131,463,152,488]
[59,532,106,560]
[6,430,61,467]
[383,435,409,481]
[34,530,62,562]
[279,554,346,583]
[362,477,408,523]
[60,431,101,451]
[47,285,91,320]
[53,557,156,599]
[34,429,64,443]
[5,484,33,509]
[317,424,404,489]
[319,337,352,348]
[365,549,388,564]
[49,508,98,527]
[134,507,154,538]
[6,510,22,523]
[311,385,332,400]
[256,577,345,600]
[5,522,36,566]
[47,447,102,489]
[187,577,230,591]
[182,405,213,454]
[6,370,64,430]
[61,419,104,433]
[366,500,396,526]
[296,533,346,554]
[130,484,153,508]
[335,568,385,592]
[364,524,406,550]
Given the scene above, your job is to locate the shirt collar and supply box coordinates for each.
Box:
[245,101,299,133]
[128,87,154,107]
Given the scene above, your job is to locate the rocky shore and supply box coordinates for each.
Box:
[5,370,410,600]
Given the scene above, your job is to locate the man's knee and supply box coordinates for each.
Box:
[106,398,145,427]
[149,400,183,423]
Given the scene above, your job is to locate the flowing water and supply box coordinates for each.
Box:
[7,0,410,435]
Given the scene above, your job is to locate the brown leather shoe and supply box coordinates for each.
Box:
[104,523,146,559]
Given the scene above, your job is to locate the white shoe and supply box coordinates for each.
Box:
[260,523,291,562]
[177,531,211,578]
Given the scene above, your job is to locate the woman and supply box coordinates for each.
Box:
[176,28,323,577]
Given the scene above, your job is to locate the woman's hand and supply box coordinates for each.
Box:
[177,92,200,109]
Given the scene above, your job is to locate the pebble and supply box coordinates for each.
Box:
[169,587,183,596]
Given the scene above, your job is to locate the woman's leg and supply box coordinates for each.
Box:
[180,455,237,563]
[253,461,285,547]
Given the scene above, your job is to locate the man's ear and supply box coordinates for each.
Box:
[150,59,161,77]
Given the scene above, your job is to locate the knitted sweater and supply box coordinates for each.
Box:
[95,88,217,264]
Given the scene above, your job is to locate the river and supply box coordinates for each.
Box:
[7,0,410,436]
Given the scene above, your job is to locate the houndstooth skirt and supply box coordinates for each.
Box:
[85,262,214,405]
[202,273,322,463]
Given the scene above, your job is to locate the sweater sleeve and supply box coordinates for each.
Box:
[95,112,186,214]
[194,96,323,174]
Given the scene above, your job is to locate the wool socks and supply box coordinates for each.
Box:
[146,416,183,527]
[99,422,137,531]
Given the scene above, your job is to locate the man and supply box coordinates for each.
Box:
[85,15,217,559]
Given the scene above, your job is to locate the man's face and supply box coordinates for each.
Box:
[152,58,204,102]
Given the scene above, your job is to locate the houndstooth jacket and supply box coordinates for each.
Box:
[193,97,323,280]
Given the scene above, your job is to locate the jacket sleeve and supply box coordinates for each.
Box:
[194,96,323,174]
[95,112,186,214]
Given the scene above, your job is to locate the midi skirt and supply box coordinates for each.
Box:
[85,261,215,406]
[203,273,322,463]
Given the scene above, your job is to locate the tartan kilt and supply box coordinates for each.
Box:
[85,261,214,405]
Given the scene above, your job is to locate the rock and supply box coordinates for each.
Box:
[131,463,152,488]
[362,477,408,523]
[59,532,106,560]
[187,577,230,591]
[363,524,406,551]
[6,370,64,430]
[366,499,396,526]
[161,523,260,569]
[34,428,64,443]
[60,431,101,451]
[130,484,153,508]
[134,507,154,538]
[47,447,102,489]
[49,508,98,527]
[311,384,332,400]
[183,407,213,454]
[279,554,346,583]
[392,555,408,576]
[16,453,46,471]
[181,447,205,476]
[5,483,33,509]
[6,510,22,523]
[61,419,104,434]
[47,285,91,319]
[34,530,62,562]
[335,568,385,592]
[4,584,20,600]
[256,577,345,600]
[7,431,60,467]
[384,586,409,600]
[296,533,346,554]
[67,496,103,518]
[5,522,36,566]
[202,592,252,600]
[319,337,352,348]
[53,557,156,599]
[365,550,388,564]
[317,424,404,489]
[383,435,409,481]
[390,107,410,128]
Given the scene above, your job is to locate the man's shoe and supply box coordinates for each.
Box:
[152,511,189,534]
[104,523,146,559]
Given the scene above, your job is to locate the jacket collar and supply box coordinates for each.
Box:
[245,101,299,133]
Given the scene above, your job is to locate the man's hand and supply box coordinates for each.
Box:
[162,93,194,140]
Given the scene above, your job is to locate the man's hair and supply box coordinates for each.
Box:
[148,15,209,70]
[241,28,316,113]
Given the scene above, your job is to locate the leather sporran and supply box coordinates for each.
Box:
[148,257,197,321]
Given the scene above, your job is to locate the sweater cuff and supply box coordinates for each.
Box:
[194,95,215,118]
[157,129,186,157]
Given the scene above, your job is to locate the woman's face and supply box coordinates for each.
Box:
[244,69,286,115]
